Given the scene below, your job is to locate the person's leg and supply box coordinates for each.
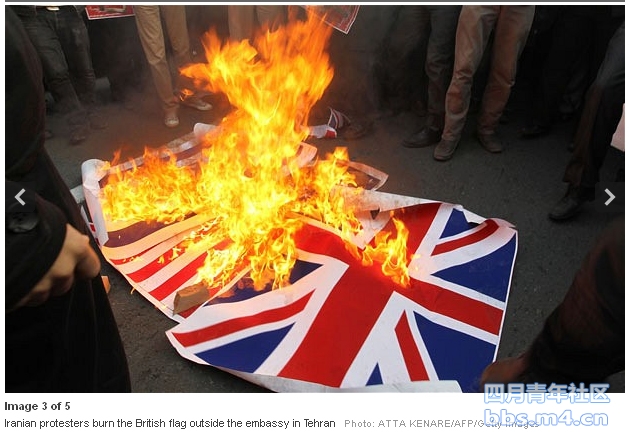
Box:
[477,6,534,139]
[379,6,425,116]
[20,9,90,143]
[522,8,591,137]
[134,5,176,109]
[424,5,461,132]
[55,7,107,130]
[549,22,624,221]
[134,5,179,126]
[161,5,213,112]
[88,16,145,105]
[227,5,255,42]
[20,11,83,117]
[442,6,496,142]
[434,6,496,160]
[161,5,191,69]
[397,6,437,147]
[56,7,97,108]
[403,6,460,148]
[255,5,287,32]
[565,22,625,191]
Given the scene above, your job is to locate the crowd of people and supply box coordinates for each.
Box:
[5,5,624,393]
[377,5,624,222]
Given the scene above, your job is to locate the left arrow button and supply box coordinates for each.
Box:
[15,188,26,206]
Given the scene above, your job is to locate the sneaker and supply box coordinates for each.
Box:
[180,95,213,111]
[476,132,503,153]
[433,138,459,161]
[164,109,180,128]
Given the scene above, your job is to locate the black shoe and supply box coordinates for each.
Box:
[477,132,503,153]
[403,127,442,148]
[548,188,588,221]
[433,138,460,161]
[520,124,550,139]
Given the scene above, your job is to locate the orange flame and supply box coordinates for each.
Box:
[101,12,412,291]
[361,216,411,287]
[102,148,201,224]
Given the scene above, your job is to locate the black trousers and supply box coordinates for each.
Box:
[5,153,132,393]
[564,22,625,194]
[15,6,96,123]
[526,7,622,128]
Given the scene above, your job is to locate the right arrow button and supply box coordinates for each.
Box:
[604,188,615,206]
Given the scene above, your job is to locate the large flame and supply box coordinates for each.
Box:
[101,12,412,292]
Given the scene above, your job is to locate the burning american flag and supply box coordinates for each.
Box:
[82,11,518,392]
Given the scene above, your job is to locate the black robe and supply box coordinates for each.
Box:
[5,6,130,392]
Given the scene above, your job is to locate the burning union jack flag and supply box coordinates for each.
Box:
[81,133,517,393]
[165,201,517,392]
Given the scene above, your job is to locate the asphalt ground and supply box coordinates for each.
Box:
[43,67,624,393]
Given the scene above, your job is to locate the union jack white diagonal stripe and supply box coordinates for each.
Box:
[165,202,517,392]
